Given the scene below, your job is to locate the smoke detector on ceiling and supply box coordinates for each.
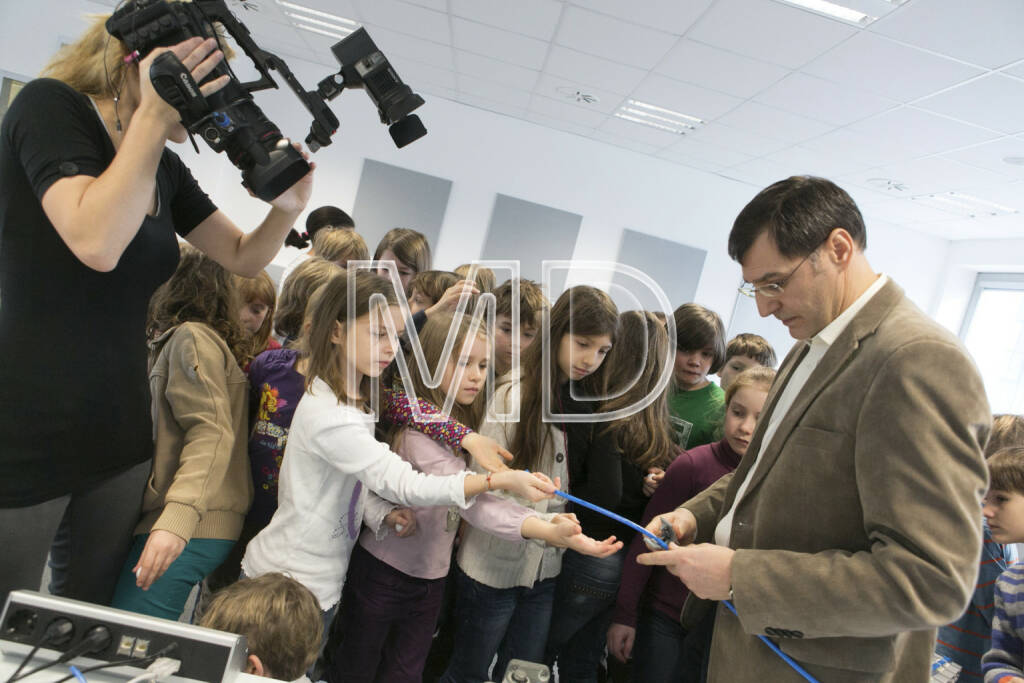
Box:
[229,0,260,10]
[866,177,908,192]
[556,86,600,105]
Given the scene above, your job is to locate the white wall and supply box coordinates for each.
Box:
[3,0,958,332]
[934,238,1024,335]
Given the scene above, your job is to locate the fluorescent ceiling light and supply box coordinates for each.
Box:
[911,191,1018,218]
[774,0,876,25]
[295,23,348,40]
[283,12,354,35]
[613,99,704,135]
[275,0,358,27]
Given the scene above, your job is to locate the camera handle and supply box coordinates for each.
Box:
[149,51,210,153]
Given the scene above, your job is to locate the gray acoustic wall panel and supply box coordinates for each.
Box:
[480,194,583,297]
[610,229,706,313]
[352,159,453,260]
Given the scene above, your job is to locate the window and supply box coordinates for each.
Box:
[960,273,1024,414]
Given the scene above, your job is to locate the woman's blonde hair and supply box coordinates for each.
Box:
[234,271,276,354]
[148,244,251,367]
[42,14,130,98]
[598,311,675,472]
[313,228,369,266]
[198,573,322,681]
[274,257,341,341]
[304,269,398,405]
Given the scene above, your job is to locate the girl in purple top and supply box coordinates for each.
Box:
[607,366,776,683]
[327,313,620,683]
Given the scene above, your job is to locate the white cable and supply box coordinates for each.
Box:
[125,658,181,683]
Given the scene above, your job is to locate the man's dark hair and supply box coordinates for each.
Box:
[673,303,727,374]
[306,205,355,234]
[728,176,867,263]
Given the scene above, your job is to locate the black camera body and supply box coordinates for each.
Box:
[106,0,427,200]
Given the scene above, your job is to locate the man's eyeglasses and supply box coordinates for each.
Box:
[738,246,820,299]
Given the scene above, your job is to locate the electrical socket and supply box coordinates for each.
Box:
[1,591,247,682]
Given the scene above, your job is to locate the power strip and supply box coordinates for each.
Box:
[1,591,247,682]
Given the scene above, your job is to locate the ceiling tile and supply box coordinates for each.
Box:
[554,5,678,69]
[529,95,610,128]
[845,157,1010,197]
[597,117,682,148]
[869,0,1024,69]
[631,74,744,121]
[454,93,529,120]
[458,75,534,109]
[754,72,898,126]
[452,18,550,70]
[357,0,450,42]
[1003,62,1024,80]
[590,130,665,156]
[762,145,871,178]
[719,158,797,188]
[655,39,789,99]
[450,0,563,41]
[800,128,916,168]
[687,123,791,157]
[687,0,857,69]
[456,51,540,91]
[802,32,984,102]
[360,23,453,70]
[525,113,598,137]
[858,197,955,225]
[916,74,1024,135]
[398,60,458,91]
[533,74,625,114]
[281,0,360,20]
[567,0,715,35]
[544,46,649,96]
[716,102,833,144]
[400,0,448,11]
[849,107,1000,156]
[945,137,1024,179]
[660,138,757,168]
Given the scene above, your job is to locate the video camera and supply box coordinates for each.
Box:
[106,0,427,201]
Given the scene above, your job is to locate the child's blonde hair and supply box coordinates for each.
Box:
[304,270,399,404]
[198,573,322,681]
[724,365,777,406]
[234,271,276,353]
[492,279,549,329]
[274,257,341,341]
[313,228,369,266]
[409,270,459,307]
[986,415,1024,459]
[988,447,1024,495]
[454,264,496,293]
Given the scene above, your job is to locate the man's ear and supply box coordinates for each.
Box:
[245,653,267,677]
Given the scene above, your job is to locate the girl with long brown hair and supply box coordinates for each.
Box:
[445,285,622,683]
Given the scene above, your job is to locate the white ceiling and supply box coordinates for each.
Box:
[105,0,1024,241]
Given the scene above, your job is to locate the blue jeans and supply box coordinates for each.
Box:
[441,566,557,683]
[633,605,686,683]
[111,534,234,620]
[545,548,626,683]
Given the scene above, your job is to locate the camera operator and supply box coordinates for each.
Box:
[0,13,314,605]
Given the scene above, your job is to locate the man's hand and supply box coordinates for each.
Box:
[607,623,636,663]
[384,508,417,537]
[644,508,697,546]
[636,543,735,601]
[462,432,512,473]
[133,529,186,590]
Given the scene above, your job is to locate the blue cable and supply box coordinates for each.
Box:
[549,488,821,683]
[67,666,87,683]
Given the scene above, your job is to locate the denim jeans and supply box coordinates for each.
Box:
[545,548,626,683]
[633,605,686,683]
[441,566,557,683]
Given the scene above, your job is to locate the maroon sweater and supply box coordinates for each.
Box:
[611,438,742,628]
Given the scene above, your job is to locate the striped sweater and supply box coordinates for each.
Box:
[937,523,1010,679]
[983,563,1024,682]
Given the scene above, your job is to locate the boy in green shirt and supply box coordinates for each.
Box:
[668,303,727,449]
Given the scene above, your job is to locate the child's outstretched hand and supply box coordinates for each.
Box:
[543,513,623,557]
[461,432,512,473]
[492,469,557,501]
[384,508,417,537]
